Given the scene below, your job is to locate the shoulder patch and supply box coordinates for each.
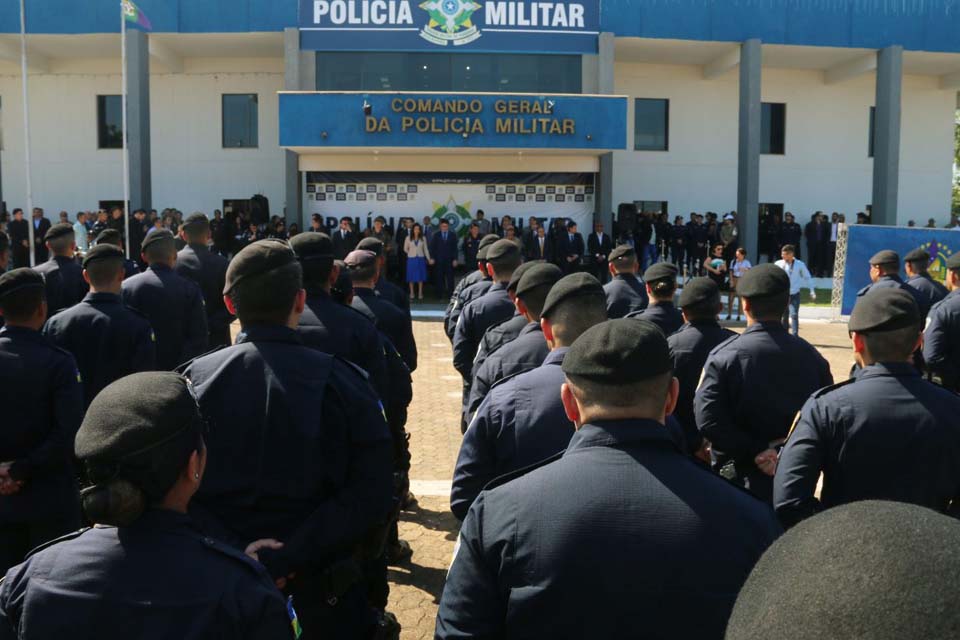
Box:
[810,377,857,399]
[24,527,92,560]
[483,451,564,492]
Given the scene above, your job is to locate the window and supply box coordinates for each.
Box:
[868,106,876,158]
[634,201,669,216]
[222,94,259,148]
[761,102,786,155]
[634,99,669,151]
[316,53,582,93]
[97,95,123,149]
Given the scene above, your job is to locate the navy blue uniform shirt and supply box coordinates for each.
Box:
[445,278,493,341]
[907,273,948,312]
[175,243,234,346]
[466,322,548,418]
[924,289,960,390]
[352,287,417,372]
[375,277,410,316]
[452,283,514,382]
[857,274,927,316]
[471,313,526,375]
[34,255,87,315]
[0,509,293,640]
[122,263,208,370]
[775,362,960,528]
[627,300,684,336]
[603,272,649,319]
[438,420,782,639]
[695,321,833,502]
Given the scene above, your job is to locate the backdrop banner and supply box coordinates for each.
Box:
[841,225,960,315]
[305,173,595,236]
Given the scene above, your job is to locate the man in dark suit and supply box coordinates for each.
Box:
[428,219,459,300]
[587,222,613,284]
[7,209,30,268]
[556,221,584,275]
[331,216,358,260]
[31,208,51,265]
[526,225,552,262]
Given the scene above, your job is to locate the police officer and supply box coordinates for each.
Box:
[180,240,395,639]
[444,234,499,341]
[175,212,235,348]
[43,244,157,408]
[904,247,948,311]
[122,229,208,370]
[347,249,417,372]
[34,223,87,315]
[774,288,960,528]
[451,272,608,521]
[0,268,83,574]
[603,244,648,318]
[667,278,735,460]
[94,228,139,279]
[625,262,683,336]
[924,252,960,390]
[0,372,294,639]
[857,250,927,315]
[356,236,409,316]
[437,319,781,639]
[465,264,562,418]
[695,264,833,503]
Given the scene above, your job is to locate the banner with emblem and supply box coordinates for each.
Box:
[299,0,600,53]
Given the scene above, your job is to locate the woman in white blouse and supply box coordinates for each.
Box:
[404,223,431,300]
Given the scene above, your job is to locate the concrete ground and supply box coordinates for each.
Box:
[387,315,856,639]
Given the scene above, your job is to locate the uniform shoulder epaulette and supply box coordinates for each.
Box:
[333,354,370,381]
[709,332,741,355]
[487,368,527,393]
[123,304,152,323]
[810,377,857,399]
[24,527,92,560]
[175,344,229,373]
[483,451,564,492]
[193,532,275,579]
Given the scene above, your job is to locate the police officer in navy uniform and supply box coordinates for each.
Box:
[175,212,235,348]
[122,229,208,370]
[924,252,960,391]
[180,241,396,640]
[465,264,562,418]
[904,248,948,311]
[357,237,409,316]
[437,319,782,639]
[857,250,926,314]
[774,288,960,529]
[668,278,736,460]
[0,268,84,574]
[0,372,294,639]
[94,228,139,279]
[33,223,87,315]
[444,234,499,341]
[626,261,684,336]
[43,244,157,408]
[347,249,417,373]
[451,272,609,521]
[696,264,833,503]
[603,244,649,318]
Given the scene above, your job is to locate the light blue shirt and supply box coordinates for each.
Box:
[775,258,815,296]
[73,221,89,252]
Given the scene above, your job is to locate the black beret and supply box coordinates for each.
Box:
[727,501,960,640]
[848,287,920,333]
[563,318,671,383]
[869,249,899,266]
[223,240,297,295]
[344,249,378,269]
[290,232,334,261]
[0,268,44,300]
[609,245,636,262]
[643,262,678,283]
[737,263,790,299]
[96,228,122,246]
[516,263,563,298]
[181,212,209,230]
[486,239,521,264]
[479,234,500,250]
[357,237,384,256]
[541,272,605,318]
[903,248,930,263]
[678,277,720,308]
[82,243,125,269]
[948,253,960,270]
[141,229,175,252]
[45,222,74,242]
[506,260,541,292]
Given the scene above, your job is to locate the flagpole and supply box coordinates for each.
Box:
[19,0,35,267]
[121,1,131,259]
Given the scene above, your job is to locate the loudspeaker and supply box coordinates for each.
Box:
[617,202,638,233]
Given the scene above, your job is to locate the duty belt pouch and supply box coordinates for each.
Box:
[316,556,365,605]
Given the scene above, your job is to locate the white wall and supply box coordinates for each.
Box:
[0,58,284,216]
[612,62,956,226]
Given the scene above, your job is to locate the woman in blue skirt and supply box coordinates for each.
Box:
[404,223,431,300]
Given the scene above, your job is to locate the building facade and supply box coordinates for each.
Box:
[0,0,958,259]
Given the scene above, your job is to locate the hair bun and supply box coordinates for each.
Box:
[80,479,146,527]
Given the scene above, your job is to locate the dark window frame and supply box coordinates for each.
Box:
[221,93,259,149]
[761,102,786,155]
[633,98,669,152]
[97,95,123,150]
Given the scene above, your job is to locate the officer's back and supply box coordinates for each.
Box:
[444,234,499,340]
[857,250,927,315]
[0,372,293,640]
[175,213,234,348]
[626,262,683,336]
[122,230,208,370]
[33,223,87,315]
[603,245,649,318]
[357,237,410,317]
[437,320,781,639]
[94,229,140,279]
[905,248,948,312]
[923,253,960,390]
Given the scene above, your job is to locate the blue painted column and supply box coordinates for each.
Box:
[126,29,151,212]
[737,39,761,262]
[871,46,903,226]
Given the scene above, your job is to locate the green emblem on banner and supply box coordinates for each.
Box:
[431,196,473,238]
[419,0,483,46]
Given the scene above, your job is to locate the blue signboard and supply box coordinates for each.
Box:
[279,92,626,150]
[298,0,600,53]
[841,225,960,315]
